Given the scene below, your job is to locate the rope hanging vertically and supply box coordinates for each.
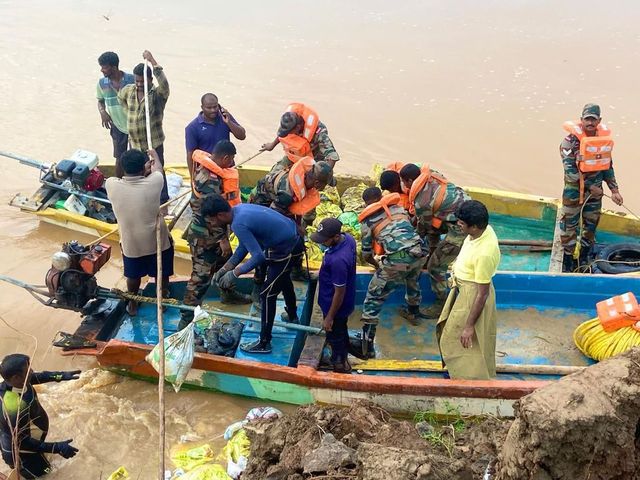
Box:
[144,56,165,480]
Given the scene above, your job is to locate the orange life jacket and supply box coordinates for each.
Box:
[278,103,320,162]
[191,150,241,206]
[562,121,614,203]
[562,121,613,173]
[358,193,406,255]
[596,292,640,333]
[384,161,410,209]
[407,165,448,229]
[275,156,321,216]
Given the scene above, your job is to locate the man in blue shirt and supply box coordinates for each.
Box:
[205,196,304,353]
[185,93,246,175]
[311,218,357,373]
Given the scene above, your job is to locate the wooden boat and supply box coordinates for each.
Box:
[57,271,640,417]
[6,153,640,272]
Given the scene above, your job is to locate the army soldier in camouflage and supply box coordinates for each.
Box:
[400,164,470,317]
[559,103,624,272]
[260,103,340,171]
[179,140,250,330]
[358,187,427,357]
[247,160,334,304]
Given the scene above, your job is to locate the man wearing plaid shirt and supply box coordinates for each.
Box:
[118,50,170,202]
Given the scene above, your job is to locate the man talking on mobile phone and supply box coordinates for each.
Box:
[185,93,246,175]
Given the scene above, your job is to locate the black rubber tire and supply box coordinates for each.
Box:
[595,242,640,274]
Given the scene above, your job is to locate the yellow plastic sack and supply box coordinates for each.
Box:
[371,163,385,185]
[107,467,130,480]
[171,443,216,471]
[179,464,231,480]
[341,183,368,214]
[222,429,250,464]
[313,202,343,226]
[320,185,341,205]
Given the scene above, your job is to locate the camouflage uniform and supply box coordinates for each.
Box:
[361,204,426,323]
[272,121,340,172]
[413,175,470,301]
[182,165,229,317]
[559,134,618,255]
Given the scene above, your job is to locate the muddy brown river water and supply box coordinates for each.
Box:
[1,0,639,477]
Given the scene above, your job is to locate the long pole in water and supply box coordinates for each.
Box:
[144,57,165,480]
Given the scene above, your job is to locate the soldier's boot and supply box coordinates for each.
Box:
[562,253,577,273]
[281,307,299,324]
[399,304,430,326]
[422,300,445,319]
[251,282,263,315]
[361,323,377,359]
[220,288,252,305]
[577,245,591,271]
[290,263,311,282]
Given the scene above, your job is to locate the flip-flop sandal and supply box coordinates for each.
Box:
[126,300,139,316]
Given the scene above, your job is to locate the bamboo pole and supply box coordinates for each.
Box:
[155,213,165,480]
[144,55,165,480]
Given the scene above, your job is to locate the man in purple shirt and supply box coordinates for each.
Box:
[311,218,357,373]
[185,93,246,174]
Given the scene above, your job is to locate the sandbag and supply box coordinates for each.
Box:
[146,307,209,392]
[341,183,368,215]
[171,443,216,472]
[106,466,130,480]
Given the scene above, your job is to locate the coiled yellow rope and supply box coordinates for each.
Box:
[573,318,640,361]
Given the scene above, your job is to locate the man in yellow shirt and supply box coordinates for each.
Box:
[437,200,501,380]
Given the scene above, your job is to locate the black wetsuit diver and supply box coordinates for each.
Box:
[0,370,80,479]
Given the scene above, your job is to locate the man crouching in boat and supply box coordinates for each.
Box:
[437,200,500,380]
[206,196,304,354]
[0,354,79,478]
[178,140,251,330]
[358,187,428,357]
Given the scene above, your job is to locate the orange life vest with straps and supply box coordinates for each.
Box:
[384,161,410,210]
[191,150,241,206]
[278,103,320,162]
[562,121,614,173]
[358,193,406,255]
[407,165,448,228]
[273,156,321,216]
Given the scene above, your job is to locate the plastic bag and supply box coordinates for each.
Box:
[146,316,196,393]
[179,464,231,480]
[221,430,250,479]
[167,173,184,199]
[245,406,282,421]
[107,466,130,480]
[171,443,216,471]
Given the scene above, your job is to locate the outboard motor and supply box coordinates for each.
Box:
[45,241,111,310]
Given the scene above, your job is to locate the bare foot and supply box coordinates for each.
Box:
[126,300,139,316]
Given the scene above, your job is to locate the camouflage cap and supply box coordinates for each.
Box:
[313,161,334,185]
[581,103,601,119]
[277,112,300,137]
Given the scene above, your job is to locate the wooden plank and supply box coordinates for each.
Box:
[550,202,564,272]
[354,359,585,376]
[297,284,325,369]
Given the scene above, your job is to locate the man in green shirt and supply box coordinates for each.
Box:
[96,51,134,177]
